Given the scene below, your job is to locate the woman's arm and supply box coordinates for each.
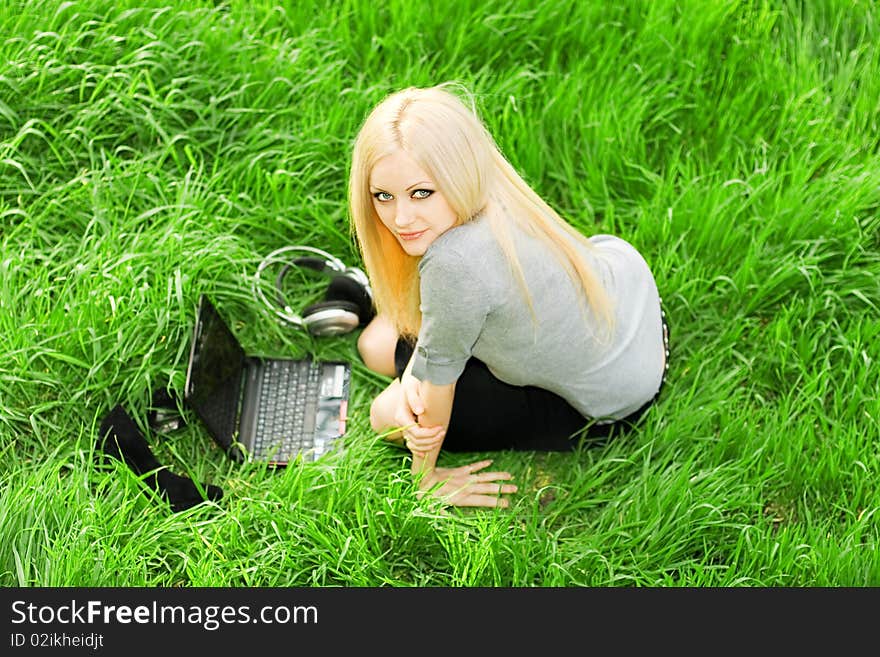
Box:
[406,373,455,478]
[401,360,516,508]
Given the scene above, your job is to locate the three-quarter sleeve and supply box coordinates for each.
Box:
[410,246,491,385]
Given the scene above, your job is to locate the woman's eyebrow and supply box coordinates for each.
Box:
[369,180,433,192]
[405,180,432,191]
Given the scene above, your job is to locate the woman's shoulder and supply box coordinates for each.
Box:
[588,233,650,261]
[421,216,498,267]
[588,233,633,249]
[436,215,495,250]
[587,233,658,285]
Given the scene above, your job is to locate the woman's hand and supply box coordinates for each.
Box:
[417,459,517,508]
[396,371,445,455]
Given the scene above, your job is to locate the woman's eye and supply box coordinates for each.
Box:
[373,192,393,201]
[412,189,433,199]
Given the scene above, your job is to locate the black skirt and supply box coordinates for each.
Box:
[393,307,670,452]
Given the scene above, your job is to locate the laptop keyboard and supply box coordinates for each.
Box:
[252,360,322,461]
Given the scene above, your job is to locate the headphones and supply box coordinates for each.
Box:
[254,245,375,336]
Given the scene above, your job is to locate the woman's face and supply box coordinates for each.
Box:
[369,149,458,257]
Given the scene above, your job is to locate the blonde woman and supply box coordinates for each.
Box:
[350,84,669,508]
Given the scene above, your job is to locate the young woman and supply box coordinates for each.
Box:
[349,83,669,508]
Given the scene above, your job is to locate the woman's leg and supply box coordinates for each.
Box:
[442,359,587,452]
[358,315,408,445]
[368,378,406,445]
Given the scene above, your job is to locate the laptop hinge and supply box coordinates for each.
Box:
[236,358,263,459]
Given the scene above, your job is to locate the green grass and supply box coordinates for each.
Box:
[1,0,878,587]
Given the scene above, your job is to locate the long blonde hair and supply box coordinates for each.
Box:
[348,82,612,339]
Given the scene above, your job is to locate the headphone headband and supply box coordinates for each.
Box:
[259,245,347,276]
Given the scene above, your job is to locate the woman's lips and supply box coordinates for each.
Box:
[398,230,426,241]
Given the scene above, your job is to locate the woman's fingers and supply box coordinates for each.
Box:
[435,461,515,483]
[406,434,445,449]
[404,424,444,443]
[405,423,445,439]
[456,495,511,508]
[403,422,444,439]
[466,482,518,495]
[470,471,513,482]
[405,430,445,454]
[446,460,511,479]
[437,483,516,508]
[438,470,517,494]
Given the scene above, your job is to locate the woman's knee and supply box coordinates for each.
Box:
[358,315,399,377]
[369,379,402,435]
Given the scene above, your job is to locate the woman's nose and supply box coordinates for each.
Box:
[394,204,415,228]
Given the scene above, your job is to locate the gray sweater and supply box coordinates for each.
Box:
[410,215,665,421]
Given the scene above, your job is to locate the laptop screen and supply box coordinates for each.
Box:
[184,296,246,450]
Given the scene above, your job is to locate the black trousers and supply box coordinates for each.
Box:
[394,309,669,452]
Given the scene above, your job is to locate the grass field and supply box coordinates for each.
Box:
[1,0,878,587]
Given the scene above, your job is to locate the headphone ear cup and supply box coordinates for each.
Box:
[321,275,376,326]
[300,299,361,336]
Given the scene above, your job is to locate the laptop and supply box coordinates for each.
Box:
[184,294,350,465]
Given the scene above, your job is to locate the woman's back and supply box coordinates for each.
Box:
[413,214,665,420]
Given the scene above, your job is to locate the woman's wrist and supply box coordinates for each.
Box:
[411,452,432,476]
